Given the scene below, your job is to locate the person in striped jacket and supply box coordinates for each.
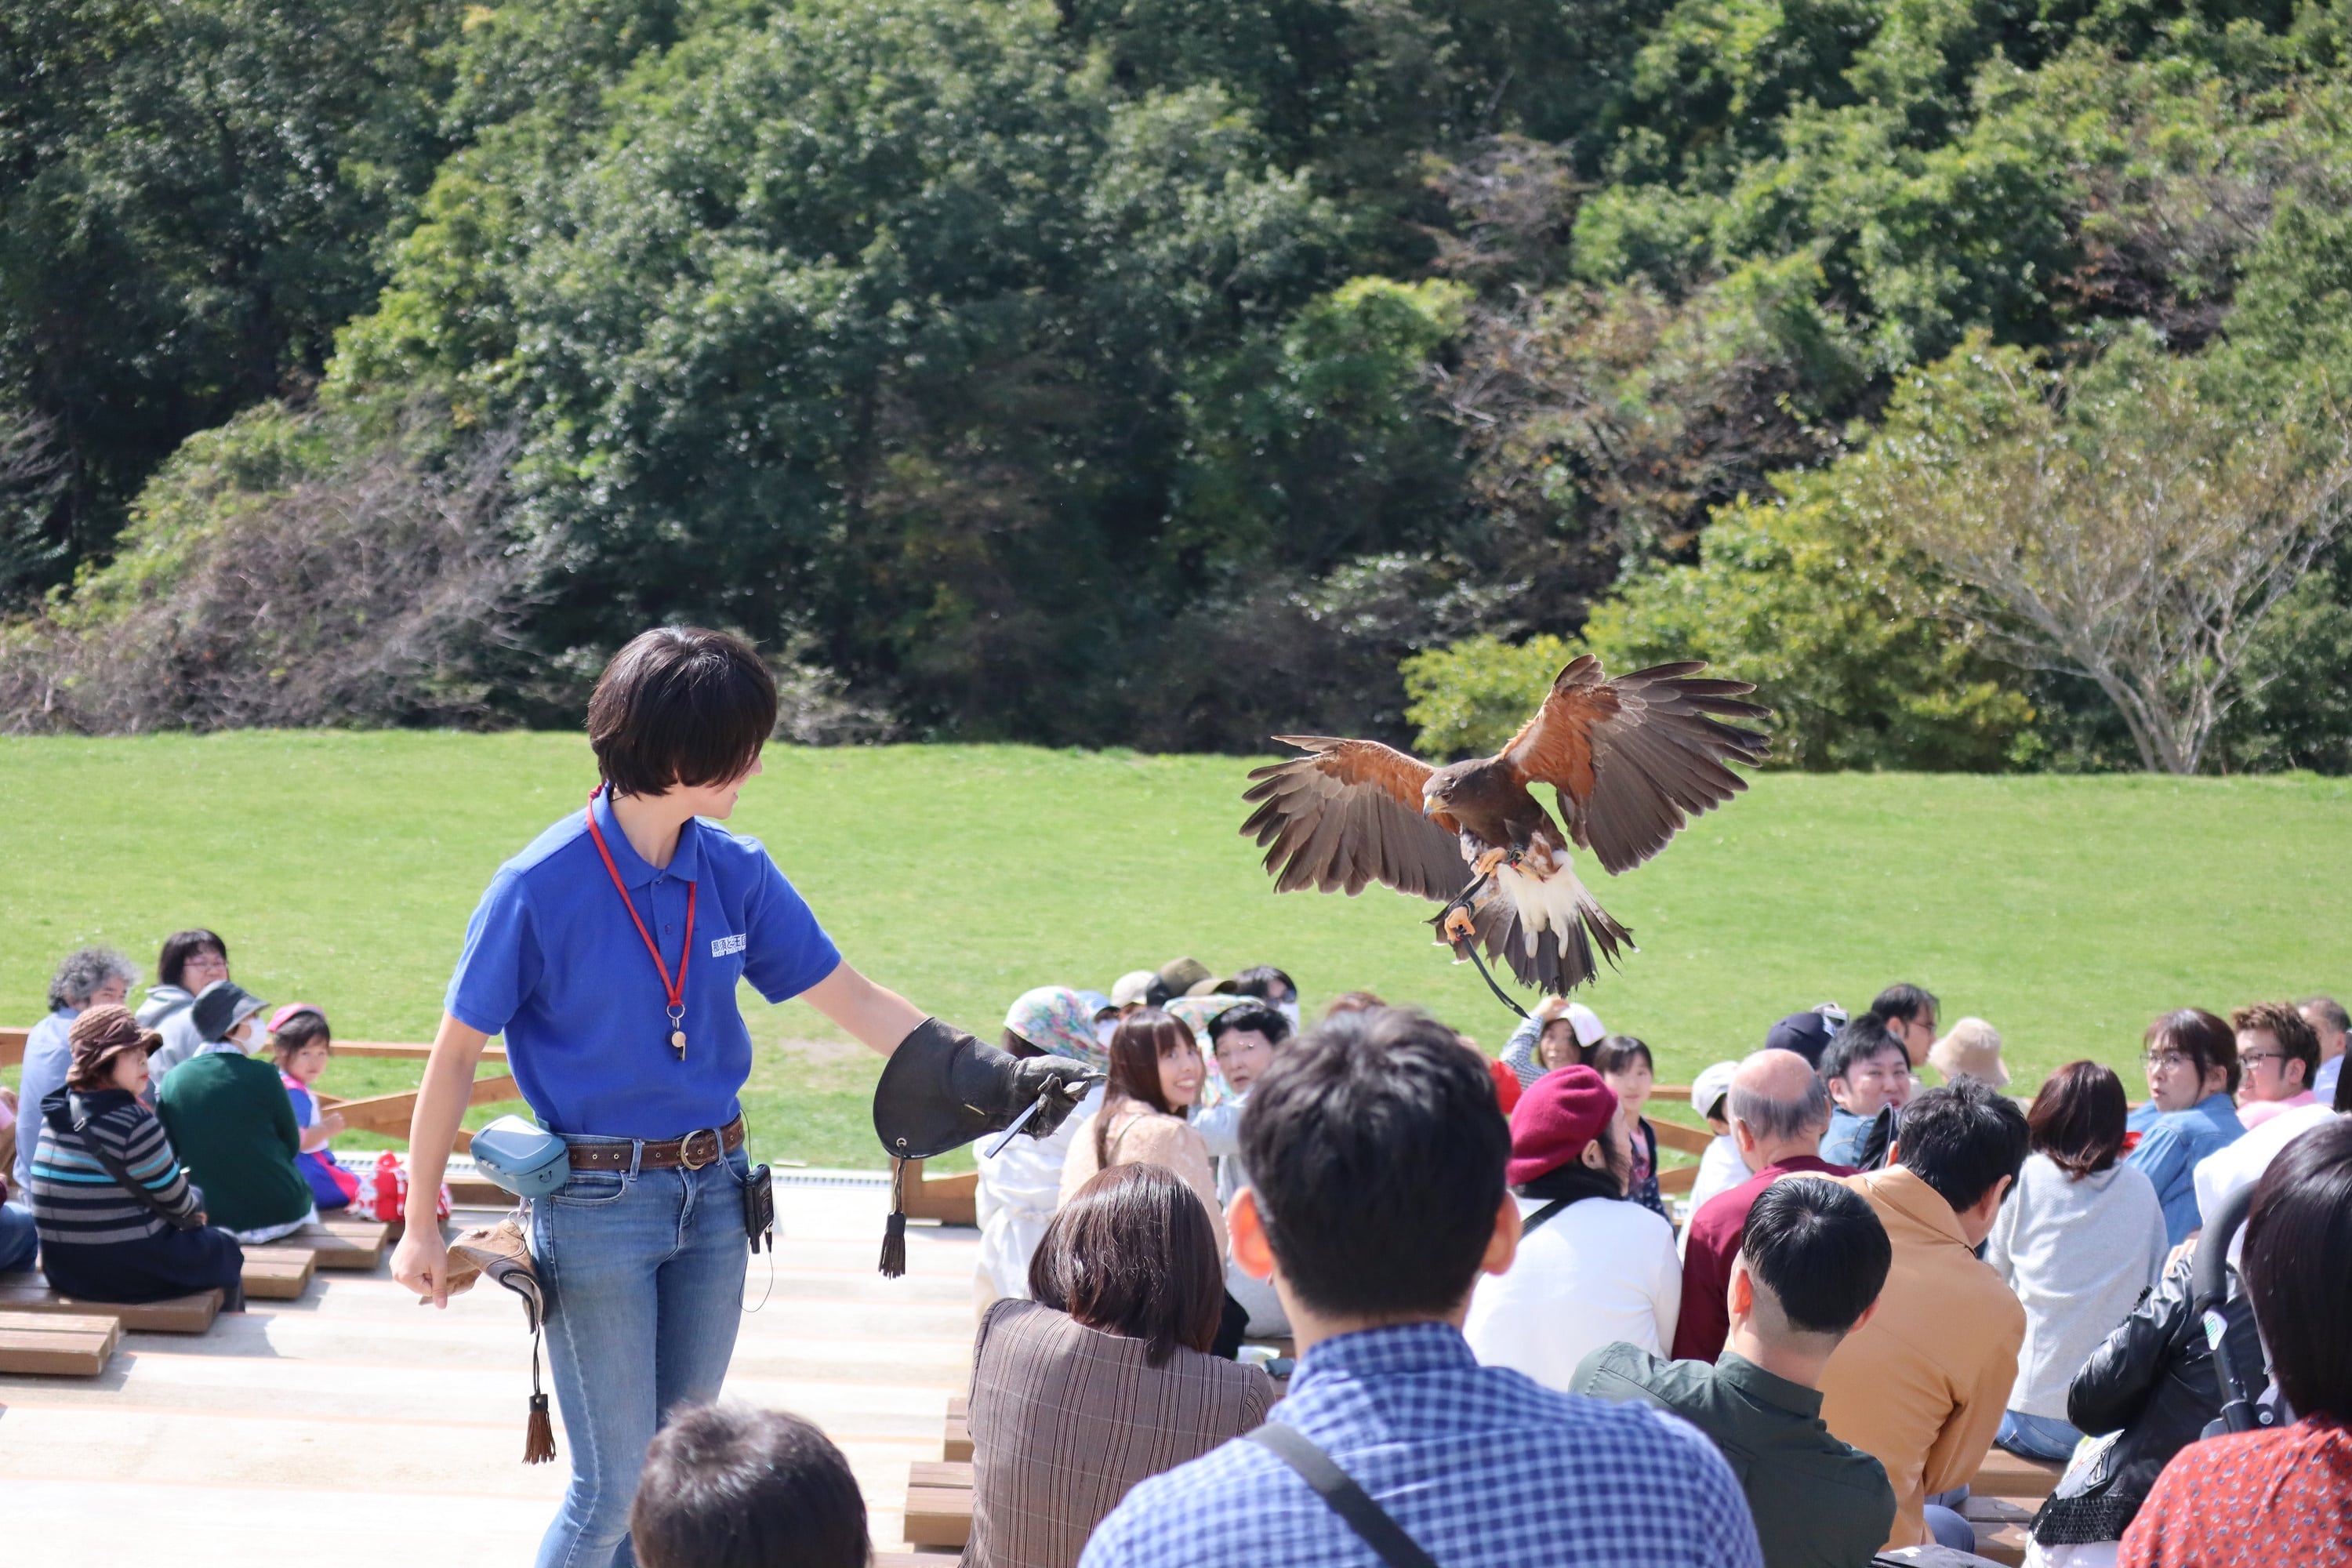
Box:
[27,1005,245,1308]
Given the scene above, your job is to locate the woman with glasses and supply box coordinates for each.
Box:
[2123,1009,2245,1247]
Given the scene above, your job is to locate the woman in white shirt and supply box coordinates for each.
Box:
[1987,1060,2168,1462]
[973,987,1105,1314]
[1465,1065,1681,1391]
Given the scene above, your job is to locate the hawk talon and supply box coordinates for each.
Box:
[1440,906,1478,946]
[1471,848,1509,877]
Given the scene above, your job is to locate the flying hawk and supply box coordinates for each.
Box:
[1240,656,1770,994]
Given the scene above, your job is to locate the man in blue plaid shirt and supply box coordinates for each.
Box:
[1081,1008,1762,1568]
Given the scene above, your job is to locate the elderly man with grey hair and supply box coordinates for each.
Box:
[1671,1047,1851,1363]
[5,947,140,1272]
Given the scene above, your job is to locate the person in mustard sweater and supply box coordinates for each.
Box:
[1817,1080,2028,1555]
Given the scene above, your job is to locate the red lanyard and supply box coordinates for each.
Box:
[583,789,695,1059]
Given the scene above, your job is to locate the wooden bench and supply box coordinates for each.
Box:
[0,1308,122,1375]
[0,1273,223,1333]
[260,1218,390,1271]
[898,1159,978,1226]
[944,1392,971,1461]
[241,1249,316,1301]
[1958,1451,2062,1566]
[903,1459,975,1548]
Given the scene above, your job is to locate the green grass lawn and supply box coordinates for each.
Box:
[4,731,2347,1167]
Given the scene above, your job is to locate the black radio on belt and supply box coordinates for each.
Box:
[742,1163,775,1253]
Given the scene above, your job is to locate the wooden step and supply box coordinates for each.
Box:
[911,1460,972,1490]
[241,1250,316,1301]
[943,1392,971,1460]
[281,1218,390,1270]
[0,1308,122,1375]
[902,1484,974,1548]
[0,1274,223,1333]
[874,1555,960,1568]
[1969,1451,2063,1500]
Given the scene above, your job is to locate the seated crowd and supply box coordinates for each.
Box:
[1,928,362,1305]
[938,965,2352,1568]
[13,939,2347,1568]
[618,975,2350,1568]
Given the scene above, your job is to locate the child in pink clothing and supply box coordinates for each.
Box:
[270,1004,358,1210]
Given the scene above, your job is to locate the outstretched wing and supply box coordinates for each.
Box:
[1503,655,1770,877]
[1241,738,1469,901]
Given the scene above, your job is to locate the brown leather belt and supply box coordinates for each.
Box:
[565,1116,746,1172]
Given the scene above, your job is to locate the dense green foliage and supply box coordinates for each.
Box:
[5,733,2349,1166]
[7,0,2352,760]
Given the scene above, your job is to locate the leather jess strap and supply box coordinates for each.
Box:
[564,1116,746,1172]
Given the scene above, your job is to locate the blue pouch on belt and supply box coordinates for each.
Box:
[471,1116,572,1199]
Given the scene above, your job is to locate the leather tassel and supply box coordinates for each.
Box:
[524,1392,557,1465]
[879,1157,909,1278]
[523,1330,557,1465]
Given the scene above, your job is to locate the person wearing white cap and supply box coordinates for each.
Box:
[1681,1060,1748,1240]
[1108,970,1158,1013]
[1501,996,1606,1090]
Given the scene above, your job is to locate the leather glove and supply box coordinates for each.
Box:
[874,1018,1101,1161]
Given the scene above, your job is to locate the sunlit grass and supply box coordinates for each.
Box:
[5,732,2347,1167]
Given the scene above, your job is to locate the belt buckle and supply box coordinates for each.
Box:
[680,1127,720,1171]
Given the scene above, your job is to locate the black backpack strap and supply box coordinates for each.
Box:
[1518,1197,1570,1238]
[1247,1422,1442,1568]
[45,1094,204,1232]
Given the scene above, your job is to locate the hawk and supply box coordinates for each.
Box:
[1240,655,1769,994]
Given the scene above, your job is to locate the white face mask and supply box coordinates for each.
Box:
[1096,1018,1120,1047]
[1279,1000,1301,1030]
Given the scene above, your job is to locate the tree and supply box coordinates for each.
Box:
[1854,336,2352,773]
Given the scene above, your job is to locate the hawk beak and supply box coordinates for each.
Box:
[1421,795,1441,818]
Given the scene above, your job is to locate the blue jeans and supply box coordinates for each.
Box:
[530,1141,750,1568]
[1998,1408,2085,1462]
[0,1201,37,1272]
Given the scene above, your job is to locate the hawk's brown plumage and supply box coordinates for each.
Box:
[1240,655,1769,994]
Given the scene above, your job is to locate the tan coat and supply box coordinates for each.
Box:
[1057,1101,1227,1260]
[1817,1166,2026,1551]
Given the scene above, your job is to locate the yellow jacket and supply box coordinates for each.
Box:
[1818,1166,2026,1549]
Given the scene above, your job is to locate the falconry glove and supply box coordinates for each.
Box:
[871,1018,1097,1276]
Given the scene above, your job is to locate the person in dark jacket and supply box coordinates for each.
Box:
[2027,1249,2262,1553]
[155,984,316,1243]
[27,1006,245,1308]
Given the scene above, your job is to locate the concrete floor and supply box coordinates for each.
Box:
[2,1175,975,1566]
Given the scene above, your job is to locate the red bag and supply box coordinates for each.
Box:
[362,1151,452,1222]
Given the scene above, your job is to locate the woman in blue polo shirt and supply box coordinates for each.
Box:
[390,627,1087,1568]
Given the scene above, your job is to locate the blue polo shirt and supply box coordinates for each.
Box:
[445,792,841,1138]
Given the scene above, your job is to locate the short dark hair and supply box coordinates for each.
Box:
[2026,1060,2128,1178]
[630,1403,866,1568]
[2241,1116,2352,1423]
[1222,965,1298,1003]
[1240,1007,1508,1319]
[1871,984,1938,1025]
[2231,1000,2321,1093]
[1096,1009,1195,1162]
[1821,1015,1909,1083]
[158,929,227,989]
[1208,1000,1290,1047]
[1742,1177,1891,1336]
[588,626,778,797]
[270,1009,332,1055]
[1895,1079,2029,1214]
[1588,1036,1653,1076]
[1029,1164,1223,1367]
[2145,1007,2239,1096]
